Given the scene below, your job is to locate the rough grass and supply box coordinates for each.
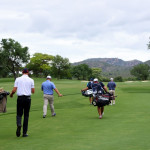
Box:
[0,78,150,150]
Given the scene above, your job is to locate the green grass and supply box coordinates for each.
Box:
[0,78,150,150]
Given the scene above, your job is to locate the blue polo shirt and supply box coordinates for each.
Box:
[107,81,116,90]
[87,81,93,89]
[41,80,56,95]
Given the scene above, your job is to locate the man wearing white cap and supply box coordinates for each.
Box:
[107,78,116,105]
[81,78,108,119]
[41,75,63,118]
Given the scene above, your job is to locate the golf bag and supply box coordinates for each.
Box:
[82,89,93,97]
[92,93,112,107]
[0,91,10,113]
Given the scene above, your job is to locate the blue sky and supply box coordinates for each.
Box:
[0,0,150,63]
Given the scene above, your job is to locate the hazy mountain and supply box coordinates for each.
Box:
[145,60,150,66]
[72,58,143,78]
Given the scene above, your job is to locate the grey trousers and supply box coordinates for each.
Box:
[43,94,55,116]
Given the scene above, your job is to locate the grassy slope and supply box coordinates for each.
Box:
[0,79,150,150]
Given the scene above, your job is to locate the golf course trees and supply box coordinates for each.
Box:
[114,76,123,82]
[91,68,102,80]
[72,64,92,80]
[51,55,71,79]
[0,38,30,79]
[27,53,54,77]
[130,63,150,80]
[0,67,9,78]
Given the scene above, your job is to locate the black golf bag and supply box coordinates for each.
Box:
[0,91,10,113]
[92,93,112,107]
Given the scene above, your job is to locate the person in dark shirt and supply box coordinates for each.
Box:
[107,78,116,105]
[81,78,108,119]
[86,78,93,104]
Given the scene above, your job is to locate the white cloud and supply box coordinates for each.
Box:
[0,0,150,63]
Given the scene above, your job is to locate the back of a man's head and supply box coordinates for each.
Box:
[110,78,113,81]
[47,76,51,80]
[22,68,29,74]
[93,78,98,83]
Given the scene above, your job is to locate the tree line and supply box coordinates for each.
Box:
[0,38,101,80]
[0,38,150,81]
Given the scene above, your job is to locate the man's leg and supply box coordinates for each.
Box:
[16,97,23,137]
[109,90,113,105]
[48,95,55,116]
[112,90,115,104]
[23,97,31,136]
[101,106,104,116]
[97,106,102,119]
[43,95,48,117]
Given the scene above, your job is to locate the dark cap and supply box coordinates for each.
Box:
[22,68,29,73]
[90,78,93,81]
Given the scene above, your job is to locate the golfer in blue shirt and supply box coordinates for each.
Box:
[107,78,116,105]
[41,76,63,118]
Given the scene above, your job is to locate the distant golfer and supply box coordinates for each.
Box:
[10,68,35,137]
[107,78,116,105]
[41,76,63,118]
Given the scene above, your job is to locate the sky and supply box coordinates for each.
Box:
[0,0,150,63]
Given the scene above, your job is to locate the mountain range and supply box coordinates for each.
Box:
[72,58,150,78]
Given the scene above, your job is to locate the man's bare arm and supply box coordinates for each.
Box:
[10,87,17,97]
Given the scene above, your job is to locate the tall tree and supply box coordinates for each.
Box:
[72,64,92,80]
[130,64,150,80]
[0,67,9,78]
[26,53,54,77]
[0,38,30,79]
[91,68,102,79]
[51,55,71,79]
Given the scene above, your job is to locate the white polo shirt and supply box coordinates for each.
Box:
[14,75,34,96]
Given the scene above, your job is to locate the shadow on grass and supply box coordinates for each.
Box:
[0,109,40,117]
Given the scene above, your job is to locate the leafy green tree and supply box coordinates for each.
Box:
[0,67,9,77]
[51,55,71,79]
[130,64,150,80]
[72,64,92,80]
[91,68,102,79]
[0,38,30,79]
[114,76,123,82]
[27,53,54,77]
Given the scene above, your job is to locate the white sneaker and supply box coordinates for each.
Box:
[99,115,102,119]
